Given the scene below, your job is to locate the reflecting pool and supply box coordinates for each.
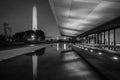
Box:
[0,43,103,80]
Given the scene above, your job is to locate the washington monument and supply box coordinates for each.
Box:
[32,5,38,31]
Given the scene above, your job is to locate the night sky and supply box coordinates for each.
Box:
[0,0,60,38]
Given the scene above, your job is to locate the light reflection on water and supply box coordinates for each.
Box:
[61,50,101,80]
[26,48,46,80]
[63,61,91,76]
[29,43,72,80]
[30,43,73,80]
[64,43,67,50]
[61,51,79,61]
[0,43,103,80]
[55,43,72,51]
[32,54,37,80]
[31,44,103,80]
[57,43,60,51]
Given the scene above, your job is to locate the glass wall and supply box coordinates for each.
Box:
[105,31,108,45]
[116,27,120,45]
[110,30,114,45]
[102,32,104,44]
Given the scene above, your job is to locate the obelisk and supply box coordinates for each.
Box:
[32,5,38,31]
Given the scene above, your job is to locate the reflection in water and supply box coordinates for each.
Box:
[57,43,59,51]
[33,54,38,80]
[29,44,35,46]
[56,43,72,51]
[26,48,46,56]
[32,48,46,80]
[64,43,67,50]
[61,50,100,80]
[26,48,46,80]
[0,43,105,80]
[61,51,79,62]
[64,61,91,77]
[34,48,46,56]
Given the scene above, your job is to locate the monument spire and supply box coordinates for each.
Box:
[32,5,37,31]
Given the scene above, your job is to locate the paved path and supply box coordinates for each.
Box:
[0,44,50,61]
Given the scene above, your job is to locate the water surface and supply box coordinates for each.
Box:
[0,43,103,80]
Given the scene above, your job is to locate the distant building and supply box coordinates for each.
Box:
[3,23,12,37]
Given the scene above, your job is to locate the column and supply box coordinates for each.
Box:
[104,31,106,48]
[113,28,116,50]
[94,34,97,44]
[108,30,110,49]
[100,32,102,48]
[97,33,99,44]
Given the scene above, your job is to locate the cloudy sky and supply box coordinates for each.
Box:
[0,0,60,37]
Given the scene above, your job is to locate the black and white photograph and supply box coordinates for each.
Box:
[0,0,120,80]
